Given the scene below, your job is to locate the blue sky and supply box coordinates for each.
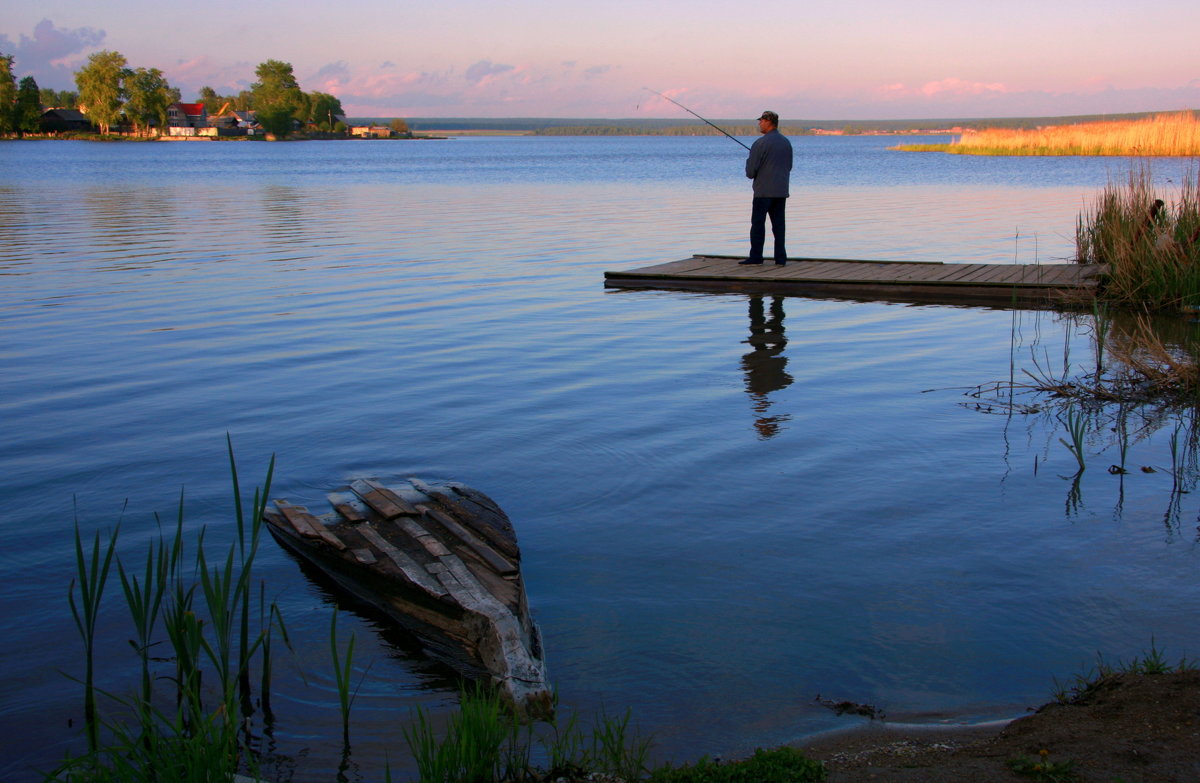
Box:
[4,1,1199,119]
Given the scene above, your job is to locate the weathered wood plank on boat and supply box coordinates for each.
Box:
[327,491,369,523]
[604,254,1106,307]
[265,477,551,717]
[410,476,521,560]
[350,478,419,518]
[351,547,377,565]
[275,501,346,551]
[352,522,449,597]
[419,504,518,576]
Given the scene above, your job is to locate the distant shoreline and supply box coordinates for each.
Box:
[373,108,1195,135]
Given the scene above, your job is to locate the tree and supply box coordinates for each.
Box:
[75,50,127,134]
[0,53,16,136]
[389,118,410,136]
[250,59,303,117]
[309,91,344,131]
[125,67,178,136]
[196,86,250,116]
[16,76,41,135]
[197,85,223,114]
[256,105,294,139]
[39,87,78,108]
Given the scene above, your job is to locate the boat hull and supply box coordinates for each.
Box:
[265,477,551,718]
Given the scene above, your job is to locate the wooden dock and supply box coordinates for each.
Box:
[604,254,1106,307]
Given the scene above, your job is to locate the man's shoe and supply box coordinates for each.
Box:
[774,260,787,266]
[738,259,764,265]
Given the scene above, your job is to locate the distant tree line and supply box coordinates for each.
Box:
[533,124,813,137]
[194,59,346,136]
[0,53,44,135]
[0,50,347,138]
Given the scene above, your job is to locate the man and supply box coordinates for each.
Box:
[740,111,793,266]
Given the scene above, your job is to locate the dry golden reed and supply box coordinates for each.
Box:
[898,112,1200,156]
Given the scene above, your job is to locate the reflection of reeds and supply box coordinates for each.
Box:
[1105,315,1200,399]
[895,112,1200,156]
[1077,166,1200,309]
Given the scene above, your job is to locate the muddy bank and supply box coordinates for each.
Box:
[794,670,1200,782]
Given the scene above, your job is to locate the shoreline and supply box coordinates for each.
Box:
[789,671,1200,781]
[793,717,1015,770]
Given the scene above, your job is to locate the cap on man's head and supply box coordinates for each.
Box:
[758,111,779,125]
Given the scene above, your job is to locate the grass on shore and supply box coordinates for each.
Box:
[1051,639,1196,707]
[894,112,1200,156]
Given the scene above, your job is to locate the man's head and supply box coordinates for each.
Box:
[757,111,779,133]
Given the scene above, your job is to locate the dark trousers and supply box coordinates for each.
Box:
[749,196,787,263]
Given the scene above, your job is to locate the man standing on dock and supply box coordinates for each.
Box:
[740,111,793,266]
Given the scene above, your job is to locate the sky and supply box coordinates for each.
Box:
[4,0,1199,120]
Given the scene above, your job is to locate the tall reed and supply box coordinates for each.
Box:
[1058,406,1088,472]
[68,518,120,754]
[402,687,656,783]
[330,610,359,745]
[53,448,279,782]
[1077,166,1200,309]
[403,686,521,783]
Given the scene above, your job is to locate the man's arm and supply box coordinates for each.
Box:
[745,137,765,179]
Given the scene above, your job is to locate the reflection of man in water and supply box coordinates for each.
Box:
[741,295,793,438]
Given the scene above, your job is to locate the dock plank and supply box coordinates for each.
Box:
[604,255,1103,307]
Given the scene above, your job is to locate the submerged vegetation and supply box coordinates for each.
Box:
[961,304,1200,530]
[1076,166,1200,309]
[894,111,1200,156]
[969,308,1200,414]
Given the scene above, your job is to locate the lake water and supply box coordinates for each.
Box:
[2,136,1198,781]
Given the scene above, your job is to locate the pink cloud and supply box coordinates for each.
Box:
[0,18,105,87]
[166,56,255,95]
[920,77,1010,97]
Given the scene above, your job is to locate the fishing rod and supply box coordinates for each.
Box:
[643,87,751,151]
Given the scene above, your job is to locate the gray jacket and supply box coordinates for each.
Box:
[745,129,793,198]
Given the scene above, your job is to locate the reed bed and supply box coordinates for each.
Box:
[52,441,280,782]
[895,112,1200,156]
[1076,166,1200,308]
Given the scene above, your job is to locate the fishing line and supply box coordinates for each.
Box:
[643,87,751,151]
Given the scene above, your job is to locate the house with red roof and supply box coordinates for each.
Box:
[166,102,210,136]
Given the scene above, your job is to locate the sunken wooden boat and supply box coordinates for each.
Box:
[264,477,552,717]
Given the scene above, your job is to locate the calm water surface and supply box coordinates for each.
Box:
[1,136,1198,780]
